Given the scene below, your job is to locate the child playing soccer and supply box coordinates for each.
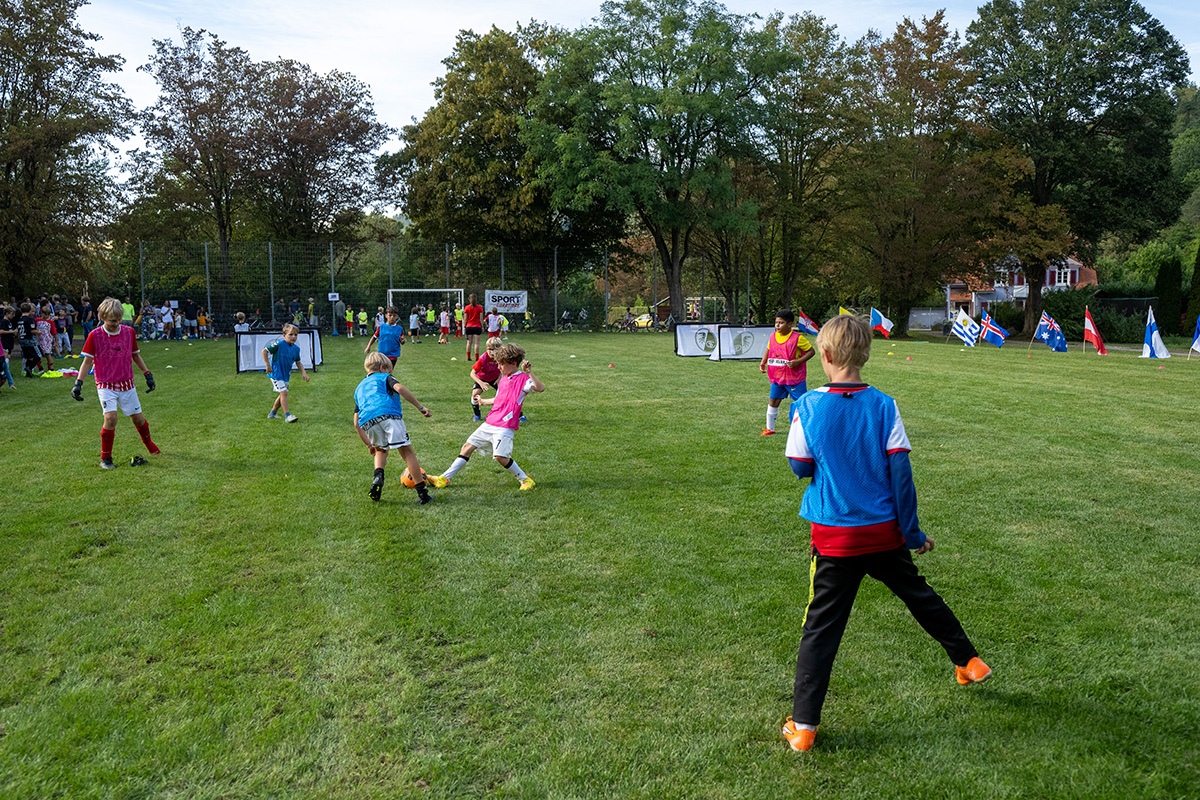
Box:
[759,308,814,436]
[357,308,369,338]
[407,306,422,343]
[438,307,450,344]
[72,298,159,469]
[469,336,503,420]
[262,323,310,423]
[364,306,406,366]
[780,314,990,753]
[354,352,435,504]
[434,343,544,491]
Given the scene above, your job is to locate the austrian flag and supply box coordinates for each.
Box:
[870,307,894,338]
[1083,307,1108,355]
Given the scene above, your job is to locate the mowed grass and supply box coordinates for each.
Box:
[1,330,1198,799]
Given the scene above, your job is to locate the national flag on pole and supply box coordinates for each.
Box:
[1083,306,1108,355]
[1033,312,1068,352]
[838,306,853,316]
[1140,307,1171,358]
[951,309,980,346]
[1191,315,1200,354]
[979,310,1007,348]
[795,310,820,335]
[870,307,893,338]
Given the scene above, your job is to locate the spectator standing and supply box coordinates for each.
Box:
[121,298,136,325]
[80,296,95,338]
[182,298,198,338]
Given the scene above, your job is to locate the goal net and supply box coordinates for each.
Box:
[386,289,464,319]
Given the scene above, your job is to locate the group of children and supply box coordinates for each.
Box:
[136,300,210,340]
[64,293,990,754]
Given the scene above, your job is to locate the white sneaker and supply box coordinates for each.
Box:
[267,410,278,419]
[285,413,298,423]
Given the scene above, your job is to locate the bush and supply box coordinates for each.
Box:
[988,302,1024,333]
[1041,287,1095,340]
[1087,305,1146,344]
[1152,254,1184,335]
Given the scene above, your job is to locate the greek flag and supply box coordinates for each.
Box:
[951,309,980,346]
[1140,307,1171,359]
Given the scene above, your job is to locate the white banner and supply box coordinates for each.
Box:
[236,329,323,373]
[484,290,528,313]
[706,325,774,361]
[674,323,722,357]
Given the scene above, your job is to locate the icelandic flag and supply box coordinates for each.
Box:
[1192,315,1200,354]
[1140,307,1171,359]
[795,310,820,335]
[979,310,1008,348]
[1033,312,1068,352]
[870,308,894,338]
[951,309,980,346]
[1083,306,1108,355]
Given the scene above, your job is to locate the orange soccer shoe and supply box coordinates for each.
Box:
[760,428,776,437]
[955,656,993,685]
[781,717,817,752]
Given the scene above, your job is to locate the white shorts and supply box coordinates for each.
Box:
[466,422,515,459]
[270,377,290,393]
[361,417,410,450]
[97,387,142,416]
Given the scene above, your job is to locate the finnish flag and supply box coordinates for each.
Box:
[1140,307,1171,359]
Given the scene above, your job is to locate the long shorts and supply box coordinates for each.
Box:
[769,381,806,401]
[98,387,142,416]
[361,417,410,450]
[270,377,290,393]
[466,422,516,459]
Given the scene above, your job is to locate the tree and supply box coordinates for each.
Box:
[1152,252,1182,335]
[0,0,130,295]
[966,0,1190,332]
[529,0,764,323]
[136,28,258,305]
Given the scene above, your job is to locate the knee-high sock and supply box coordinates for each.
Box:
[505,460,528,481]
[443,455,469,479]
[101,427,115,459]
[766,405,780,432]
[135,420,158,453]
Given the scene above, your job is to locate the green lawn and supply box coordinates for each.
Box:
[2,330,1198,798]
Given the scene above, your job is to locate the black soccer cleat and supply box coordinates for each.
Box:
[129,456,148,467]
[100,458,115,470]
[369,474,383,501]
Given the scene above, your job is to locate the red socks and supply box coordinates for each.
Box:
[100,427,115,459]
[135,420,160,454]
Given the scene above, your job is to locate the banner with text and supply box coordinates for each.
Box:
[485,290,528,314]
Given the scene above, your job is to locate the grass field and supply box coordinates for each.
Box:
[2,329,1198,799]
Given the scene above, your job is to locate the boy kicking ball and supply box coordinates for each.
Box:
[72,297,159,469]
[781,314,990,753]
[354,353,435,503]
[262,323,309,422]
[433,343,543,491]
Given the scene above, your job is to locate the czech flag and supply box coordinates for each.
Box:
[979,310,1007,347]
[795,310,820,335]
[1083,307,1108,355]
[870,308,894,338]
[1140,307,1170,359]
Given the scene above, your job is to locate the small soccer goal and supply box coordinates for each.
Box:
[235,329,323,373]
[386,288,464,317]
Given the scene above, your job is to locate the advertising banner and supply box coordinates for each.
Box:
[484,290,528,313]
[674,323,722,357]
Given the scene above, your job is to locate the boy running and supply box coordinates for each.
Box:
[72,298,159,469]
[469,336,503,420]
[759,308,814,436]
[364,306,406,366]
[262,323,310,423]
[434,343,543,491]
[354,352,435,504]
[780,314,990,753]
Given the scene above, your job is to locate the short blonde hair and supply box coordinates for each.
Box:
[97,298,123,321]
[281,322,300,335]
[364,352,393,373]
[485,336,503,351]
[816,314,872,370]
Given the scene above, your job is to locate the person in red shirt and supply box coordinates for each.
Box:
[462,293,485,362]
[72,298,159,469]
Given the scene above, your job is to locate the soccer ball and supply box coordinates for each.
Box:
[400,467,428,488]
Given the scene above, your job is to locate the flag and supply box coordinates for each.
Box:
[838,306,853,316]
[1192,315,1200,354]
[979,310,1008,348]
[870,308,893,338]
[1033,312,1068,352]
[1083,306,1108,355]
[1140,307,1171,359]
[795,310,820,335]
[951,309,980,346]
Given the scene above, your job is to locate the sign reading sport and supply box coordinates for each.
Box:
[485,290,527,313]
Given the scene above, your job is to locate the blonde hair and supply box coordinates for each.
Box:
[494,343,525,365]
[97,298,123,321]
[281,322,300,335]
[485,336,503,351]
[816,314,872,370]
[364,352,393,373]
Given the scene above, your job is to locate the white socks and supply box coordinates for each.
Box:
[506,460,528,481]
[766,405,779,432]
[444,456,468,479]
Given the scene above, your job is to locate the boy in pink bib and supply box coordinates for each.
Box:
[758,308,814,436]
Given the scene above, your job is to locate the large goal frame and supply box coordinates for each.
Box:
[386,288,464,316]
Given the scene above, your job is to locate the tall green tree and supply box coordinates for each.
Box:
[528,0,764,322]
[0,0,130,295]
[966,0,1189,332]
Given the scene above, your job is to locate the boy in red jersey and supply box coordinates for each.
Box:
[469,337,503,420]
[758,308,814,436]
[72,298,159,469]
[779,314,989,753]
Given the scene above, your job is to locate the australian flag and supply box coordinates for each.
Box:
[979,310,1008,348]
[1034,312,1068,352]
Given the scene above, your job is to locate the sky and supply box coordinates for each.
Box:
[79,0,1200,157]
